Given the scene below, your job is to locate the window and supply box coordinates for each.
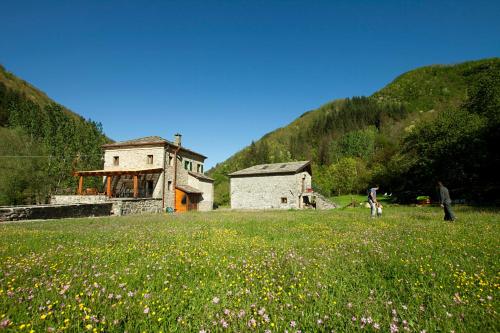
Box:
[113,156,119,166]
[281,197,287,204]
[147,155,153,164]
[184,161,190,170]
[200,165,203,173]
[197,164,201,173]
[189,161,193,171]
[168,156,173,166]
[167,181,172,191]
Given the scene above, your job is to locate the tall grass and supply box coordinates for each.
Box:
[0,206,498,332]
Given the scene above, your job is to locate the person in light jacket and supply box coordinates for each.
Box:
[438,181,456,221]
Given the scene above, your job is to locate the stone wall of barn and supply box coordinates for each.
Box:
[230,174,304,209]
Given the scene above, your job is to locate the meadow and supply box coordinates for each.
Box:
[0,206,498,332]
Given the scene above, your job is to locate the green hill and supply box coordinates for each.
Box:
[209,58,500,205]
[0,65,109,205]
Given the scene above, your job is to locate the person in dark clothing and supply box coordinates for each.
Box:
[438,181,456,221]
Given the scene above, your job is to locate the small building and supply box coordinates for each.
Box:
[229,161,314,210]
[69,134,214,213]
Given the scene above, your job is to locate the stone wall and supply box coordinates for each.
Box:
[104,146,166,198]
[230,174,301,209]
[187,174,214,211]
[0,203,113,222]
[51,195,108,205]
[110,198,163,216]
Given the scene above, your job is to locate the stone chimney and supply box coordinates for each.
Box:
[174,133,182,147]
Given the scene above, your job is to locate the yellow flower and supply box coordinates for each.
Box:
[40,314,47,320]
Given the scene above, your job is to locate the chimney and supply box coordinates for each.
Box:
[174,133,182,147]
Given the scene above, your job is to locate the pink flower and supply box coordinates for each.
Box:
[143,307,150,314]
[373,323,380,330]
[390,323,399,333]
[0,319,11,328]
[290,320,296,328]
[212,297,220,304]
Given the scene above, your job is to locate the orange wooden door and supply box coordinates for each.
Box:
[175,189,188,212]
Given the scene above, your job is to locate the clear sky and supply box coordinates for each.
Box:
[1,1,499,168]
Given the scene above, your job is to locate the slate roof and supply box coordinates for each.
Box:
[188,171,214,182]
[228,161,311,177]
[176,184,203,194]
[102,136,207,159]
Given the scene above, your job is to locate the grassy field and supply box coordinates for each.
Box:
[0,206,498,332]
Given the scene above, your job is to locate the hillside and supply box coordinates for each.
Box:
[0,65,109,205]
[208,58,500,205]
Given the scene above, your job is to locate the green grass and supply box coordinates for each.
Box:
[0,207,499,332]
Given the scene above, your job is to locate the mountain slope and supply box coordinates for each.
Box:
[208,58,500,205]
[0,65,109,205]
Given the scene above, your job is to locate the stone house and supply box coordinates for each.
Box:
[229,161,314,210]
[72,134,214,212]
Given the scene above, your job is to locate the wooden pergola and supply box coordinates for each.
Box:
[73,168,164,198]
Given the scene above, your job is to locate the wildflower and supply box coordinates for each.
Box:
[247,318,256,328]
[264,330,271,333]
[212,297,220,304]
[347,302,353,308]
[107,293,114,299]
[290,320,296,328]
[258,308,265,316]
[352,316,357,322]
[85,324,92,330]
[317,319,323,325]
[1,319,11,328]
[144,307,150,314]
[143,293,151,299]
[199,330,206,333]
[220,319,228,328]
[390,323,399,333]
[238,310,246,318]
[223,309,230,316]
[127,291,135,297]
[373,323,380,330]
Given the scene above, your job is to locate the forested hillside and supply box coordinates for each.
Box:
[208,58,500,205]
[0,65,109,205]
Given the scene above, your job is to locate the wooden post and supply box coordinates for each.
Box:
[133,175,138,198]
[106,176,112,198]
[78,176,83,195]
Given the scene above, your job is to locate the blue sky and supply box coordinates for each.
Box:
[1,1,499,168]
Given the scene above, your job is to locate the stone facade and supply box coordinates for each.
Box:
[230,171,312,210]
[110,198,163,216]
[102,136,213,211]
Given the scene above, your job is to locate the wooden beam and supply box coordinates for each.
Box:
[133,175,138,198]
[78,176,83,195]
[106,176,112,198]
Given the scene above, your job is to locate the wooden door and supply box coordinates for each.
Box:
[175,189,188,212]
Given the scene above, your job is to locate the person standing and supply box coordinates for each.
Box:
[368,185,379,218]
[438,181,456,221]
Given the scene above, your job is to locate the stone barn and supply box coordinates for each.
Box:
[229,161,314,210]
